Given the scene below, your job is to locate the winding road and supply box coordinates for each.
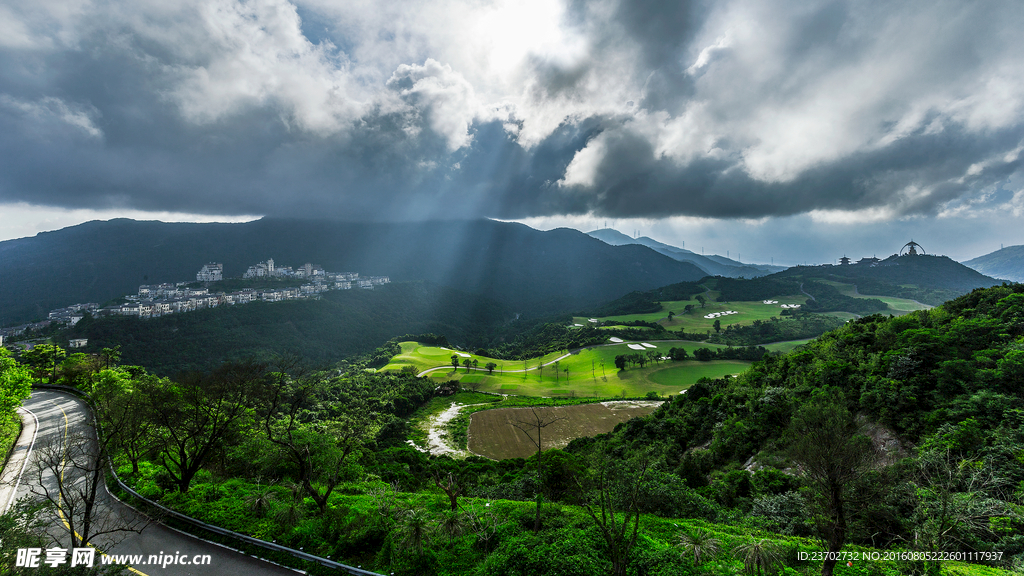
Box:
[0,390,298,576]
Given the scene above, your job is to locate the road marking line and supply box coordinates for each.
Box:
[1,406,39,514]
[49,397,149,576]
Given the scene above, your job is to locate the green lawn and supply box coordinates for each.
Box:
[818,280,932,315]
[385,341,758,398]
[576,292,810,335]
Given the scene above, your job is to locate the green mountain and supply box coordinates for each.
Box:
[569,283,1024,561]
[963,245,1024,282]
[0,218,706,325]
[771,253,1003,305]
[586,228,785,277]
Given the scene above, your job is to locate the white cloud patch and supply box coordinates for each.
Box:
[0,95,103,138]
[387,59,482,151]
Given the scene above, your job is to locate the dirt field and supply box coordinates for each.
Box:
[467,401,661,460]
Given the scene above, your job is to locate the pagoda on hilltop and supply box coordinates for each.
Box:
[900,240,925,256]
[839,255,851,265]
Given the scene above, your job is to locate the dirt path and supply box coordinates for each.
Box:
[421,401,492,457]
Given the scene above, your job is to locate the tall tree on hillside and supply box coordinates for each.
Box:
[575,451,652,576]
[451,355,460,371]
[512,408,567,532]
[92,368,160,475]
[259,369,381,513]
[696,295,706,308]
[151,360,267,493]
[20,343,65,382]
[787,388,878,576]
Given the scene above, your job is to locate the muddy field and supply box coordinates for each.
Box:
[467,401,661,460]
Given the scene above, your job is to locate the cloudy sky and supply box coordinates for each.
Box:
[1,0,1022,264]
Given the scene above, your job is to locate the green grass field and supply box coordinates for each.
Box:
[575,292,810,335]
[385,341,758,398]
[818,279,932,315]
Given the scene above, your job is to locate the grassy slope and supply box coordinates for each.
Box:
[576,291,809,333]
[385,340,807,398]
[817,279,932,314]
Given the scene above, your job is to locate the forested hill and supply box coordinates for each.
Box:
[63,282,509,375]
[0,218,705,325]
[964,244,1024,283]
[771,254,1003,305]
[571,283,1024,561]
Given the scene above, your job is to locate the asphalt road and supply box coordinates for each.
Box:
[1,390,299,576]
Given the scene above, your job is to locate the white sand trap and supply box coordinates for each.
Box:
[608,337,624,343]
[763,300,779,304]
[627,344,646,350]
[641,343,657,348]
[780,304,801,309]
[588,318,598,322]
[573,323,583,327]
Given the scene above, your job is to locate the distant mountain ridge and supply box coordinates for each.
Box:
[963,245,1024,282]
[586,228,785,277]
[771,253,1003,305]
[0,218,707,325]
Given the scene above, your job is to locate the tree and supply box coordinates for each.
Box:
[668,311,675,321]
[432,469,464,512]
[732,538,783,576]
[100,345,122,370]
[485,362,497,374]
[511,408,567,532]
[677,527,721,566]
[451,354,459,371]
[151,360,267,493]
[615,355,627,371]
[696,294,707,308]
[554,360,560,382]
[260,369,379,513]
[20,343,65,382]
[29,411,146,551]
[713,319,721,333]
[910,446,1014,574]
[0,348,32,419]
[462,358,472,372]
[92,368,159,475]
[575,452,652,576]
[787,389,878,576]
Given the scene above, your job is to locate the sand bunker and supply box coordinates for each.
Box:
[608,337,624,343]
[780,304,801,309]
[641,343,657,348]
[627,343,646,350]
[763,300,779,304]
[704,310,738,319]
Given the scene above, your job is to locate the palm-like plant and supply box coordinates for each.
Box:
[245,485,278,518]
[436,509,466,544]
[676,527,721,566]
[733,537,783,576]
[401,507,431,555]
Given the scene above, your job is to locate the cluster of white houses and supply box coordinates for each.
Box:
[1,260,390,339]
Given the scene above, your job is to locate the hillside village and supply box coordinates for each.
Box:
[0,258,389,342]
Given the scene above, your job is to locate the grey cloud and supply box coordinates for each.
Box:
[0,0,1022,227]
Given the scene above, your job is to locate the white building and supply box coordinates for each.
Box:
[197,263,224,282]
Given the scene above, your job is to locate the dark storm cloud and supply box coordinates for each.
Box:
[0,0,1022,224]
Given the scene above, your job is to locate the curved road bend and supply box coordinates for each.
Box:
[1,390,298,576]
